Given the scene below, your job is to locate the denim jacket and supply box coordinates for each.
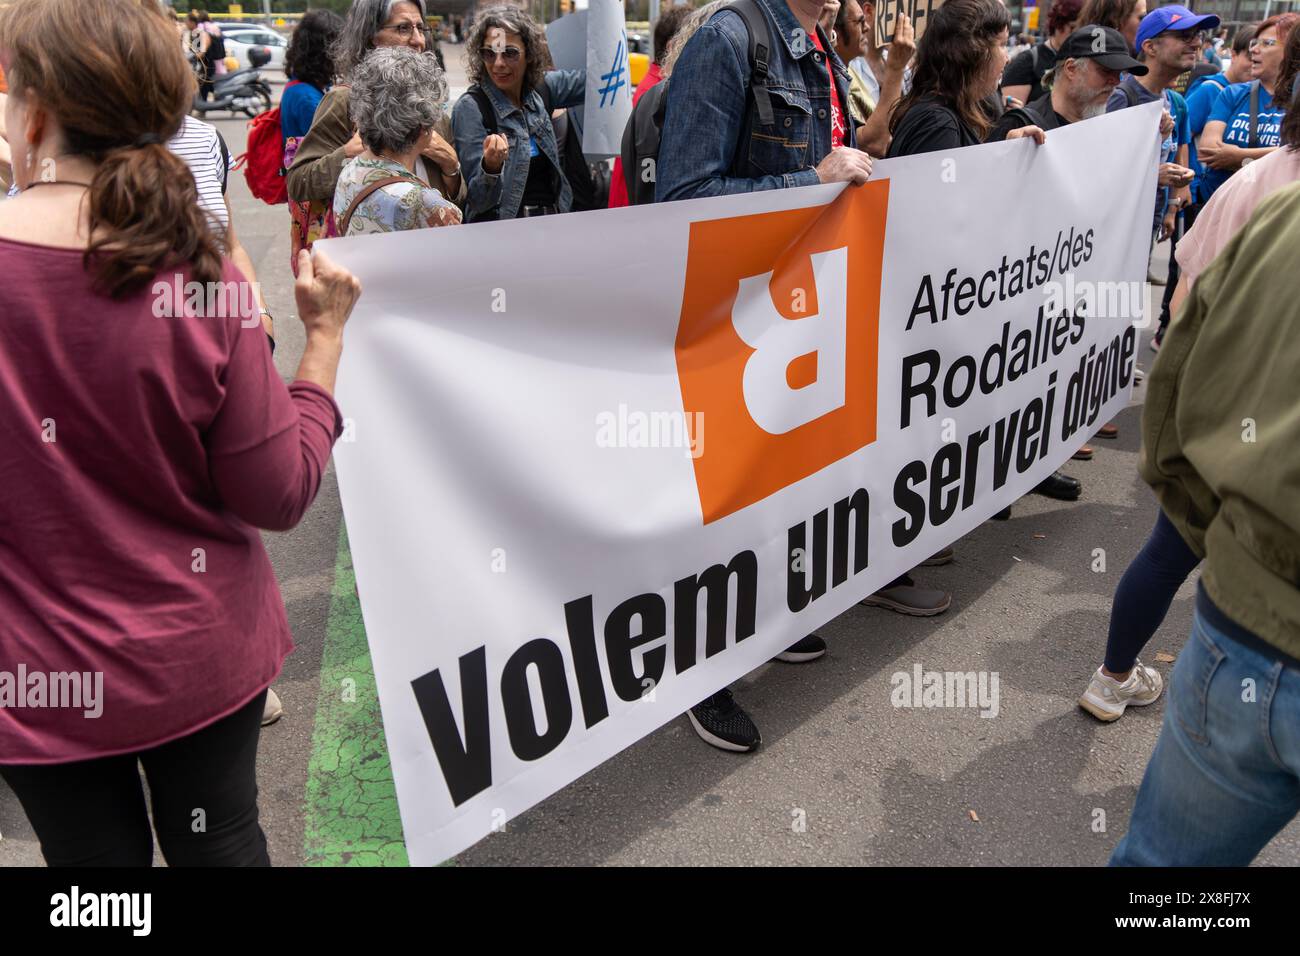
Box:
[656,0,855,202]
[451,69,586,222]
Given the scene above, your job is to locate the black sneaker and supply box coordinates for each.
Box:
[688,689,761,752]
[773,633,826,663]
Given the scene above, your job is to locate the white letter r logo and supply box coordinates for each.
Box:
[730,246,848,434]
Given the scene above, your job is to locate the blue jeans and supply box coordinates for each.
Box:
[1111,592,1300,865]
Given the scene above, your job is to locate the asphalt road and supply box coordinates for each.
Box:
[1,52,1296,866]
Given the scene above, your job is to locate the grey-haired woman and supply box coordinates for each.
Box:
[450,5,586,221]
[286,0,465,253]
[333,47,462,235]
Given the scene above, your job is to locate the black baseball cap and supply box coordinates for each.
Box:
[1058,25,1149,75]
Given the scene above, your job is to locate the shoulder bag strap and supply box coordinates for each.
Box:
[338,173,422,236]
[1248,80,1260,149]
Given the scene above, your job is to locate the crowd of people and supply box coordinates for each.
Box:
[0,0,1297,868]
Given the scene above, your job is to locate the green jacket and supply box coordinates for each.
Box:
[1140,181,1300,659]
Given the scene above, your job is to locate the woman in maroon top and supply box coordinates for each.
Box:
[0,0,361,866]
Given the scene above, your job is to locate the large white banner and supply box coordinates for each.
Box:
[321,102,1161,865]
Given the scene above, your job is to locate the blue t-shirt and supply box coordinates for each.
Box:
[1185,72,1229,203]
[1199,81,1284,200]
[279,80,326,140]
[1106,77,1190,226]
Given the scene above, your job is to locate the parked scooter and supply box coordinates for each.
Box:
[189,53,271,118]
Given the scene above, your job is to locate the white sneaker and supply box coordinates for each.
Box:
[1078,661,1164,722]
[261,687,284,726]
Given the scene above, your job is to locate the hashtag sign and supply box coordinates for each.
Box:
[598,38,626,108]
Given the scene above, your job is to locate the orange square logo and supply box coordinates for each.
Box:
[675,181,889,524]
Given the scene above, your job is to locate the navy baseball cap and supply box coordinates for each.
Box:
[1135,5,1221,51]
[1059,26,1149,74]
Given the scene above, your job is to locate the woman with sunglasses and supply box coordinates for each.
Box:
[1197,13,1299,201]
[451,5,586,222]
[286,0,465,263]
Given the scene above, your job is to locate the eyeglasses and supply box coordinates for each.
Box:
[1161,28,1210,43]
[1249,37,1280,49]
[381,21,426,40]
[480,46,523,63]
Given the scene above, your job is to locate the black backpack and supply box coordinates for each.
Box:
[207,29,226,63]
[467,79,609,218]
[550,107,610,212]
[621,79,671,205]
[617,0,775,204]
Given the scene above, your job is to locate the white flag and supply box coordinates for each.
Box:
[582,0,632,158]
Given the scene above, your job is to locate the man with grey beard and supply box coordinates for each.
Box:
[988,26,1148,140]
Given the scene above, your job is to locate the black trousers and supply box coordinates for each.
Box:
[0,691,270,866]
[1158,202,1200,331]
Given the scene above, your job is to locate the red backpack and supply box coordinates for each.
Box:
[236,80,298,205]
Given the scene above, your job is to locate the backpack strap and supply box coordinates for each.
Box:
[1030,44,1040,75]
[214,128,230,194]
[467,86,499,135]
[1120,79,1138,109]
[337,173,422,236]
[622,80,664,203]
[1248,79,1260,149]
[730,0,775,127]
[652,77,671,130]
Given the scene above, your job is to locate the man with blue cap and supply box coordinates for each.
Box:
[1106,5,1219,299]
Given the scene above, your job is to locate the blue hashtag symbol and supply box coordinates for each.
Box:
[598,39,626,108]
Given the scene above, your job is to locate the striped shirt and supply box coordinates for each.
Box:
[167,115,230,240]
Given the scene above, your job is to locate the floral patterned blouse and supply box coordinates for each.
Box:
[333,155,462,236]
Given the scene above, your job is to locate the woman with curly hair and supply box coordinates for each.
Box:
[334,47,462,234]
[281,10,344,163]
[450,5,586,221]
[286,0,464,262]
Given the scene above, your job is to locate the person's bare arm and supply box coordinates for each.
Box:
[1197,120,1243,170]
[292,248,360,396]
[1171,143,1192,207]
[224,196,272,336]
[0,93,11,189]
[856,14,913,158]
[1168,273,1190,321]
[1198,126,1275,169]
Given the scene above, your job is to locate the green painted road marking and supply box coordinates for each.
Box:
[303,521,409,866]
